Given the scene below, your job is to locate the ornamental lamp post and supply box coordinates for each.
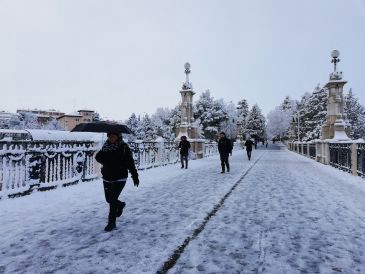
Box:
[331,49,340,72]
[296,110,300,142]
[292,111,300,142]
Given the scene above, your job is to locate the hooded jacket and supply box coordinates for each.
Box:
[95,140,138,182]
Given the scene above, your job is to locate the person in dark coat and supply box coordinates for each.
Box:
[178,136,191,169]
[95,132,139,232]
[244,139,254,160]
[218,132,232,173]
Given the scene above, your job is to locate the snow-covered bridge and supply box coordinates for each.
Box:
[1,144,365,274]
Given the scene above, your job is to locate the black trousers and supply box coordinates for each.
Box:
[220,153,229,171]
[180,154,188,168]
[103,181,126,223]
[247,149,252,160]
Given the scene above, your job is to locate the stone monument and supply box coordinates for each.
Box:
[175,63,204,158]
[321,50,351,140]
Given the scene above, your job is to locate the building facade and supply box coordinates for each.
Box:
[57,110,95,131]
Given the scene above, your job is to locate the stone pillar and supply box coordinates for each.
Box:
[321,50,351,141]
[175,63,205,158]
[315,140,322,163]
[323,141,330,165]
[351,143,358,176]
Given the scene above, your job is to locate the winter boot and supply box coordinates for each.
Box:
[105,210,117,232]
[116,201,126,218]
[104,221,116,232]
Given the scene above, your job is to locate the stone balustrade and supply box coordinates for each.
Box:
[288,140,365,177]
[0,140,219,199]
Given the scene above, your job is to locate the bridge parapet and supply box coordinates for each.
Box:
[0,140,219,199]
[288,139,365,178]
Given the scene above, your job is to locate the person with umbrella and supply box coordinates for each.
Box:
[95,131,139,232]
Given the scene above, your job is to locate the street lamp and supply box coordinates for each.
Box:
[295,111,300,142]
[292,111,300,142]
[331,50,340,72]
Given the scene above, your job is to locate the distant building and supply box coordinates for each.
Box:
[0,111,21,128]
[78,109,94,123]
[57,110,95,131]
[16,109,65,125]
[16,109,65,118]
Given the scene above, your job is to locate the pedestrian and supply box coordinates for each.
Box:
[265,141,268,148]
[218,132,232,173]
[95,132,139,232]
[245,139,254,160]
[178,136,191,169]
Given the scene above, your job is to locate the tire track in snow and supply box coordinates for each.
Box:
[156,152,266,274]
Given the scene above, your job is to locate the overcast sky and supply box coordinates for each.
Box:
[0,0,364,121]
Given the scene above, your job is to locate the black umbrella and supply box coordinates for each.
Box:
[71,122,134,134]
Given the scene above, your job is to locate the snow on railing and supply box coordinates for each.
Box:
[289,139,365,177]
[128,141,180,170]
[204,142,218,157]
[309,143,316,159]
[329,143,352,174]
[357,143,365,178]
[0,141,98,199]
[0,140,219,199]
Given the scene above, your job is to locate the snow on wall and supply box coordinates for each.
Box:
[0,139,219,199]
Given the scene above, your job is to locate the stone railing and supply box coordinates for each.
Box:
[204,142,219,157]
[0,140,219,199]
[0,141,98,199]
[357,143,365,178]
[129,141,180,170]
[288,140,365,177]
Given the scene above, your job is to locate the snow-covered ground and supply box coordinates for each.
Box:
[1,145,365,274]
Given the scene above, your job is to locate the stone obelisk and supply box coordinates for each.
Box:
[175,63,204,158]
[321,50,351,140]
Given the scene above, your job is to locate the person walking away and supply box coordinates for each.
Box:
[95,132,139,232]
[265,141,268,148]
[218,132,232,173]
[178,136,191,169]
[245,139,254,160]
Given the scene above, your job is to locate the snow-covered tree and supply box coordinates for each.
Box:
[298,85,327,141]
[152,107,174,141]
[168,105,181,137]
[267,106,292,140]
[280,96,296,112]
[42,119,65,130]
[21,112,41,129]
[138,114,157,141]
[220,101,238,139]
[0,120,8,129]
[236,99,249,138]
[8,112,41,130]
[92,112,102,122]
[345,89,365,139]
[278,96,298,140]
[194,90,229,140]
[125,113,140,139]
[244,104,266,141]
